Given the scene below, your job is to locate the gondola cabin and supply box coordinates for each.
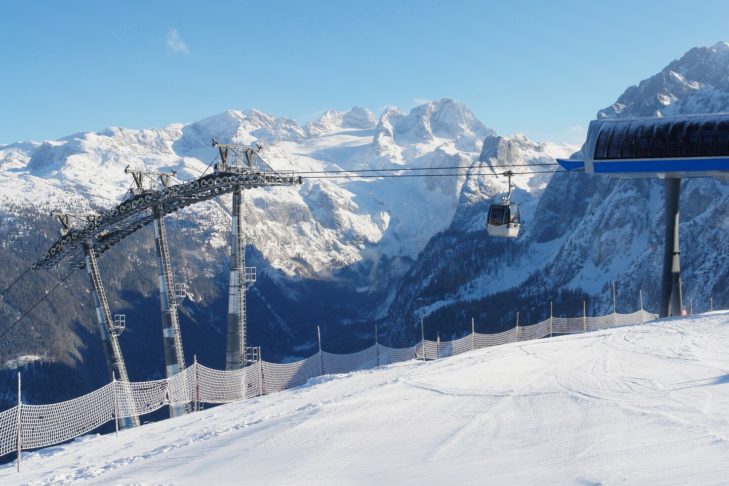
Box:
[487,199,520,238]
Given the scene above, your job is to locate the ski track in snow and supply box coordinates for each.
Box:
[3,314,729,485]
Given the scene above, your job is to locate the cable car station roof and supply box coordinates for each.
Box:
[558,113,729,177]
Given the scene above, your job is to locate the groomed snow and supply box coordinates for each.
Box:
[4,314,729,485]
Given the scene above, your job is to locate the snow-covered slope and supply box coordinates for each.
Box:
[4,314,729,485]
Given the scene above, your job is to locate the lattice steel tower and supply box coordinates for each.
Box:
[54,213,140,429]
[125,167,190,417]
[214,142,259,370]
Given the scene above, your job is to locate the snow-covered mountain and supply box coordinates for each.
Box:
[598,41,729,118]
[383,42,729,343]
[305,106,377,136]
[3,314,729,484]
[0,99,507,278]
[0,98,576,407]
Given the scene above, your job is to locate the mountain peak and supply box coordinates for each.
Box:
[305,107,377,137]
[373,99,494,153]
[342,107,376,129]
[175,109,305,156]
[478,133,571,170]
[598,41,729,119]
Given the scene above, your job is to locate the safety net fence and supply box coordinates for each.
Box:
[1,308,656,464]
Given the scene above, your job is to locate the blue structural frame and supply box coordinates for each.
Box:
[558,157,729,175]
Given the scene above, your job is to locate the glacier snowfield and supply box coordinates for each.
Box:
[3,313,729,485]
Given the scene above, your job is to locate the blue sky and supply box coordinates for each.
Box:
[2,0,729,145]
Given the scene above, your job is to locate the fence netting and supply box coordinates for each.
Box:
[1,309,657,460]
[322,346,378,375]
[377,344,417,365]
[474,328,516,348]
[262,354,322,394]
[19,384,115,451]
[0,407,18,457]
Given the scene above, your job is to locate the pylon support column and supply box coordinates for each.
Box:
[226,185,254,370]
[660,178,683,318]
[152,206,188,417]
[84,241,139,428]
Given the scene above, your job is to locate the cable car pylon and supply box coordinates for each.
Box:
[212,141,260,370]
[661,178,683,317]
[124,166,190,417]
[53,211,140,429]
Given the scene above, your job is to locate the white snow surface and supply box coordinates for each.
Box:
[5,313,729,485]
